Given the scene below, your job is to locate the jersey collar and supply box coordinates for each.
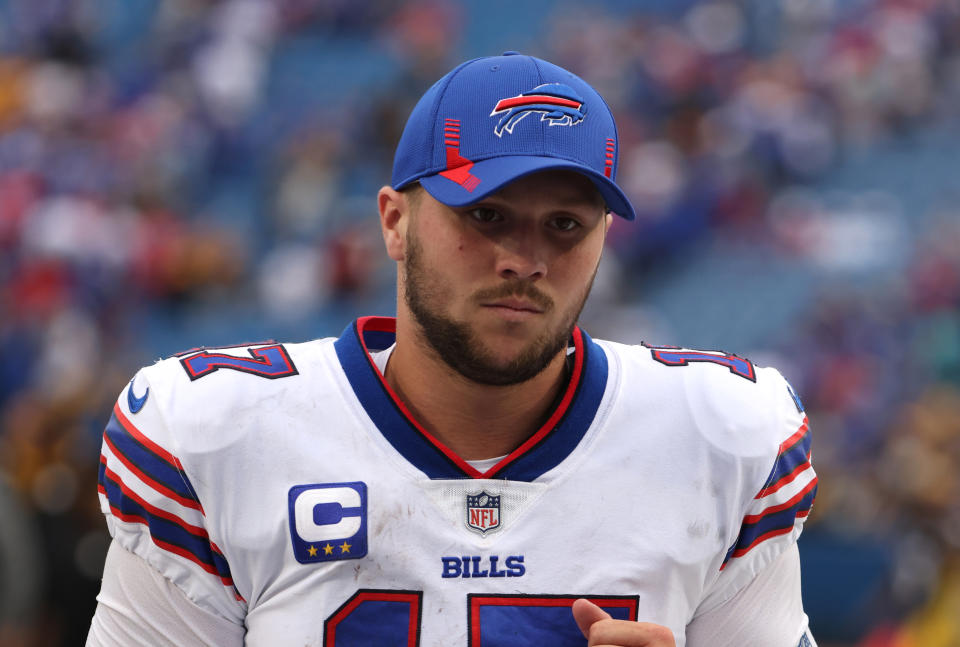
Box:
[333,316,608,481]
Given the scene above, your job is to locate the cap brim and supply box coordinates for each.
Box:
[417,156,636,221]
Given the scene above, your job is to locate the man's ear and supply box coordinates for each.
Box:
[378,186,409,261]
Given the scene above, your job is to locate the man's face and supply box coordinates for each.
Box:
[400,170,611,386]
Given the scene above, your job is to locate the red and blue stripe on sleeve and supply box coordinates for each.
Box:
[721,417,817,570]
[98,403,243,601]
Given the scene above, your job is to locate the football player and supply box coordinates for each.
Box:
[88,53,818,646]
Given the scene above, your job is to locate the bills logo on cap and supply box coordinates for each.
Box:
[491,83,586,137]
[466,491,501,534]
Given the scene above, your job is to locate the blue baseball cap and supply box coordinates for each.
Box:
[391,52,636,220]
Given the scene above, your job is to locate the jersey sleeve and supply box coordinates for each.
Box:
[694,363,818,615]
[88,540,246,647]
[96,364,247,624]
[686,543,811,647]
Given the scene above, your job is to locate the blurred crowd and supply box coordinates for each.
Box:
[1,0,959,644]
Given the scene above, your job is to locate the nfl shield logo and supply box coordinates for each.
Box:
[466,491,501,534]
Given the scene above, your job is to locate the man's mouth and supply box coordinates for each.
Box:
[482,299,545,315]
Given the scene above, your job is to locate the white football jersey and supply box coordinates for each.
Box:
[97,317,816,646]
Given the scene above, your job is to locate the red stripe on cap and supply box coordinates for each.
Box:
[494,95,582,112]
[440,146,480,192]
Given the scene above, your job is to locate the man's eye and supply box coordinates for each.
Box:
[469,207,502,223]
[551,217,581,232]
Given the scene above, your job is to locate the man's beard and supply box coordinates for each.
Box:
[403,232,594,386]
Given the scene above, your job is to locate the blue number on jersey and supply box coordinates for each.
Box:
[324,590,422,647]
[323,590,639,646]
[179,344,298,380]
[468,594,638,646]
[644,342,756,382]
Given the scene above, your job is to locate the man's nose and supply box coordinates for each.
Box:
[494,226,548,281]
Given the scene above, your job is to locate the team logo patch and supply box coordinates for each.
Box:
[466,491,501,534]
[289,482,367,564]
[491,83,586,137]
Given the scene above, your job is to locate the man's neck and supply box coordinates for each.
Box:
[383,329,570,462]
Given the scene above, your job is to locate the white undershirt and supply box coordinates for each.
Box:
[368,344,394,374]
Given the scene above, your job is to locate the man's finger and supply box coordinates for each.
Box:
[572,598,611,638]
[588,619,676,646]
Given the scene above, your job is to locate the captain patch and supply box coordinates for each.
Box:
[289,482,367,564]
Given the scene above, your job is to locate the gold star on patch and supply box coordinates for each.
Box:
[307,545,318,557]
[339,541,351,554]
[323,543,334,555]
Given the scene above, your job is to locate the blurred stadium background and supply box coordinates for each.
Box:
[1,0,959,644]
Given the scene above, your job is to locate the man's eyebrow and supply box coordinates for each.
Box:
[478,192,605,212]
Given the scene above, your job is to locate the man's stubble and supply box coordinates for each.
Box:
[402,227,597,387]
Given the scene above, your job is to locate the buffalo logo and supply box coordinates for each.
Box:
[491,83,586,137]
[466,491,501,534]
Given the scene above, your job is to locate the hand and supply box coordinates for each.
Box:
[572,599,676,647]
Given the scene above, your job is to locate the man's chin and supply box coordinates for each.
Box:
[453,363,545,387]
[443,340,563,387]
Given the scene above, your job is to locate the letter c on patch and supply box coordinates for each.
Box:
[294,486,362,542]
[288,481,368,563]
